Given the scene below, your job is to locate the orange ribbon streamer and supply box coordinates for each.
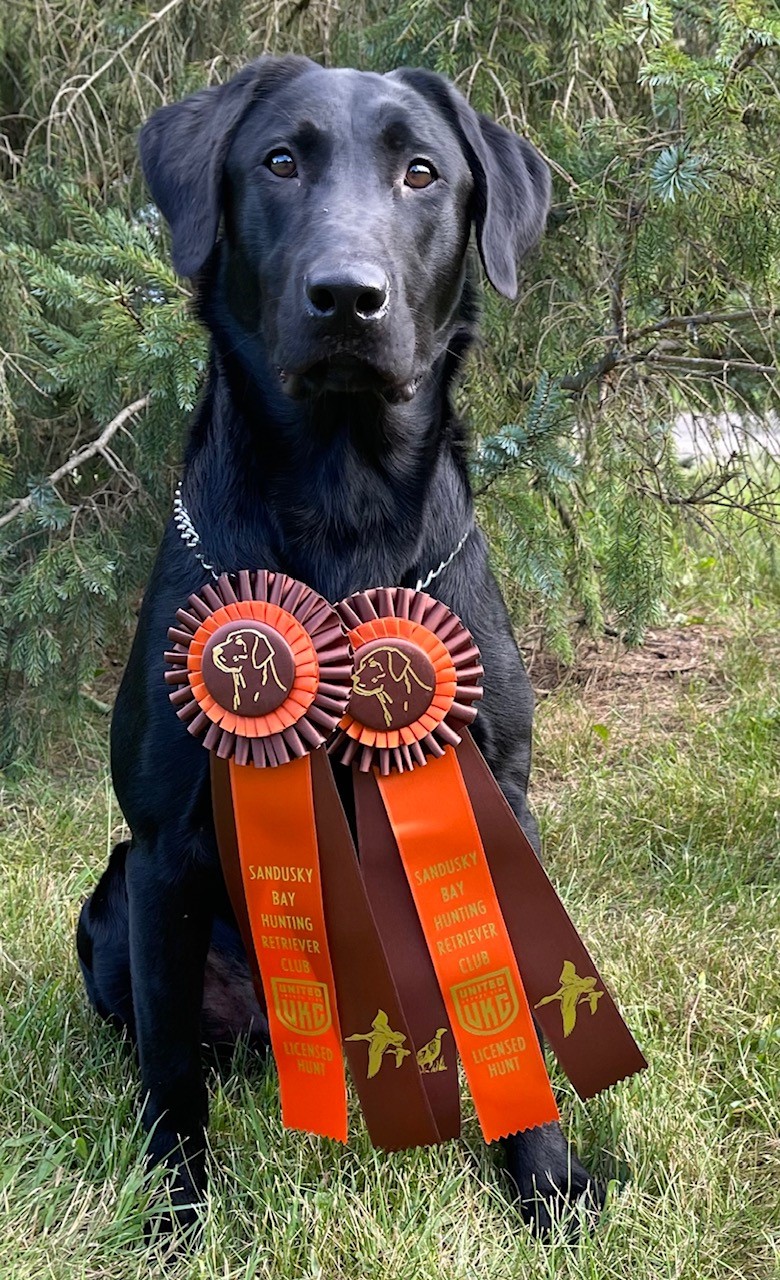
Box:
[228,754,347,1142]
[376,746,559,1141]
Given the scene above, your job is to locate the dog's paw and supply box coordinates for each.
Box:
[144,1128,207,1240]
[513,1154,606,1238]
[145,1189,203,1245]
[501,1122,606,1237]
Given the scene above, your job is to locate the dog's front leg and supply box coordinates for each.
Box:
[484,747,604,1228]
[491,772,606,1231]
[126,837,213,1227]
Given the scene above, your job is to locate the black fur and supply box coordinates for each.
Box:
[77,56,603,1235]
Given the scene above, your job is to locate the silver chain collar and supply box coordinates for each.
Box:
[172,481,472,593]
[173,483,218,577]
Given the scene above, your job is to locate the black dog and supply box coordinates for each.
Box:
[77,55,603,1233]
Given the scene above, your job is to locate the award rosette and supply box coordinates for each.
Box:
[332,586,647,1144]
[164,572,442,1149]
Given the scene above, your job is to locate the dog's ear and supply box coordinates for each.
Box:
[390,69,551,299]
[139,56,314,278]
[458,108,551,299]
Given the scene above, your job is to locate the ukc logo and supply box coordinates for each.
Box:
[450,968,519,1037]
[271,978,332,1036]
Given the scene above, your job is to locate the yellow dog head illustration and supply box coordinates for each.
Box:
[351,645,433,727]
[211,627,286,711]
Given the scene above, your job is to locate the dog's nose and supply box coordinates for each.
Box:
[304,265,389,326]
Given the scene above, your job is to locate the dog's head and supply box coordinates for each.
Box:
[140,57,550,402]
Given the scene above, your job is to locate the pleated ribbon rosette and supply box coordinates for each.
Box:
[164,571,444,1148]
[330,586,647,1143]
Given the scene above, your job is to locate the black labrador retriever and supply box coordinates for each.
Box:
[77,55,603,1233]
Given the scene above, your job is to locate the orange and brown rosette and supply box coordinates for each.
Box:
[164,570,353,765]
[332,585,646,1143]
[330,586,484,774]
[164,572,446,1150]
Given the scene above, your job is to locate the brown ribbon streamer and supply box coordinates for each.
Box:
[309,748,442,1150]
[353,764,461,1141]
[210,754,266,1011]
[455,730,647,1097]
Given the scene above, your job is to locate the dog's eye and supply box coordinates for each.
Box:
[405,159,438,189]
[265,150,297,179]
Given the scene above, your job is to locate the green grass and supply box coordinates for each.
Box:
[1,610,778,1277]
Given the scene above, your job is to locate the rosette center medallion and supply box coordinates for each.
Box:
[202,621,295,716]
[348,638,436,731]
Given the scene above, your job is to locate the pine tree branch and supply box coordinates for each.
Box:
[560,347,777,395]
[0,395,151,532]
[630,309,774,341]
[559,350,647,392]
[548,490,576,535]
[635,479,779,521]
[646,355,777,375]
[43,0,190,154]
[725,40,765,88]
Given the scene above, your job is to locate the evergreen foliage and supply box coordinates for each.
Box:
[1,1,778,755]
